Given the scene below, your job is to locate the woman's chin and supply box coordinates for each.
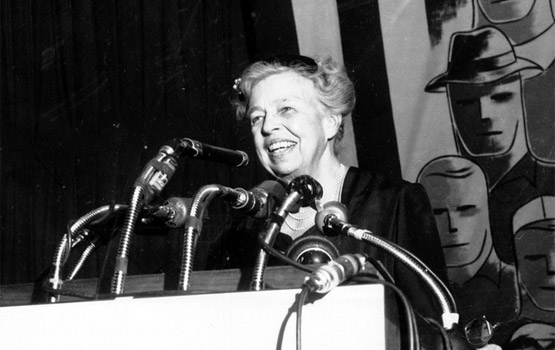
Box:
[272,170,299,183]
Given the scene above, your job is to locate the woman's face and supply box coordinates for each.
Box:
[247,71,333,182]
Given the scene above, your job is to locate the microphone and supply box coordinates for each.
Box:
[145,197,190,228]
[303,253,369,293]
[226,180,287,218]
[314,208,460,329]
[250,175,323,290]
[314,201,349,235]
[136,140,183,203]
[135,138,248,203]
[286,175,324,209]
[180,138,249,167]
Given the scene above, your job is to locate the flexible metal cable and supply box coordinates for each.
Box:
[178,185,223,290]
[48,204,127,302]
[325,216,458,329]
[111,186,144,295]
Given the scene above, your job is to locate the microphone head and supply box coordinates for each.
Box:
[287,175,323,207]
[315,201,348,235]
[161,197,190,228]
[252,180,287,218]
[286,235,340,265]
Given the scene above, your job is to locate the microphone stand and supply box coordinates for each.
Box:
[48,137,250,298]
[110,138,250,295]
[251,175,323,291]
[178,184,223,291]
[111,140,183,295]
[250,192,303,291]
[177,184,252,291]
[47,204,128,303]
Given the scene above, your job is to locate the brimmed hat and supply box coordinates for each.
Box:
[425,26,543,92]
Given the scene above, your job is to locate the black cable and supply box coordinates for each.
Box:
[257,234,316,273]
[421,316,452,350]
[257,235,418,349]
[296,286,310,350]
[385,278,420,350]
[342,274,420,350]
[364,254,395,283]
[255,227,423,349]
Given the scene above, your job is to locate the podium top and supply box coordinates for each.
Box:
[0,284,386,350]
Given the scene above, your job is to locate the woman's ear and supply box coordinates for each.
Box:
[324,114,342,140]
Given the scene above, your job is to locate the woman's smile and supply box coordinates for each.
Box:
[267,140,297,155]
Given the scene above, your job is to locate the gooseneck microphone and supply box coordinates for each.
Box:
[303,253,369,293]
[178,181,286,291]
[135,140,184,204]
[112,138,250,295]
[251,175,323,291]
[314,201,349,234]
[135,138,250,204]
[286,174,324,209]
[48,204,128,302]
[180,138,249,167]
[315,202,459,330]
[225,180,287,218]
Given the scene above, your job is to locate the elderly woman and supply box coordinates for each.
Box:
[208,54,450,346]
[236,55,352,238]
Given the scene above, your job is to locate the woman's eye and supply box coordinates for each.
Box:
[250,115,263,126]
[279,106,294,115]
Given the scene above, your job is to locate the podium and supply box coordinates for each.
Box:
[0,284,385,350]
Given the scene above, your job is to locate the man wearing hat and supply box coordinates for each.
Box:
[472,0,555,163]
[425,26,554,267]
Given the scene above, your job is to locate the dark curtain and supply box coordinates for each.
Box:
[0,0,270,285]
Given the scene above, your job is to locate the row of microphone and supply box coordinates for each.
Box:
[143,167,458,329]
[135,138,381,295]
[125,136,375,295]
[146,175,372,295]
[147,179,286,227]
[47,137,457,331]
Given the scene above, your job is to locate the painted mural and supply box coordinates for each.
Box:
[379,0,554,348]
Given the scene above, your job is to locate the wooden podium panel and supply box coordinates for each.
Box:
[0,284,385,350]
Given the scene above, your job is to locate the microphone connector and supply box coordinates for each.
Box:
[303,253,369,294]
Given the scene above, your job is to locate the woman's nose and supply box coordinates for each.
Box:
[261,113,280,134]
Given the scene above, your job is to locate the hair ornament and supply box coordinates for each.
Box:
[233,78,242,93]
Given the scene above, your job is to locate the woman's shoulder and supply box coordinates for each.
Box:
[345,166,424,196]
